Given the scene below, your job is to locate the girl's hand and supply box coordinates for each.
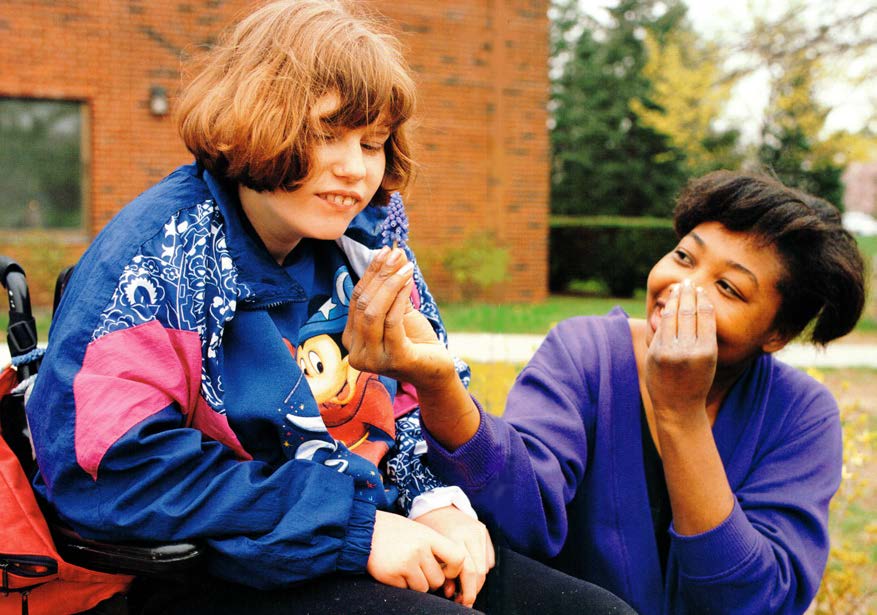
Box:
[414,506,495,607]
[343,247,456,388]
[645,280,717,421]
[367,510,466,594]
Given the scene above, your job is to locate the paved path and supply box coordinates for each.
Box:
[2,336,875,369]
[447,332,877,369]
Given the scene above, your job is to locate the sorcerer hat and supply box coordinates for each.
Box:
[298,268,354,340]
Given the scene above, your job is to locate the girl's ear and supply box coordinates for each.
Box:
[761,330,791,354]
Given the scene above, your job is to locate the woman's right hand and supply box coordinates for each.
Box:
[645,280,717,420]
[367,510,467,594]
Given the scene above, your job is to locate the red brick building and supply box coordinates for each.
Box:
[0,0,549,306]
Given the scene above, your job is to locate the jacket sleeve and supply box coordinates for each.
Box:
[27,264,376,591]
[668,384,841,614]
[386,408,450,515]
[422,324,592,557]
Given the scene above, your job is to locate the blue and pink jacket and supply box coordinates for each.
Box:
[26,163,469,588]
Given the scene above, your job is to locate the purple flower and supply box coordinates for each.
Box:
[381,192,409,249]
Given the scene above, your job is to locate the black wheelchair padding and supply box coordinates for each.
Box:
[52,525,204,578]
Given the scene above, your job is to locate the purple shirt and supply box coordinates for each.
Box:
[425,308,841,614]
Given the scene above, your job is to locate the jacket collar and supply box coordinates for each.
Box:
[202,167,306,306]
[200,166,391,305]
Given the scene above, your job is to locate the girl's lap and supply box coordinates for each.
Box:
[127,546,636,615]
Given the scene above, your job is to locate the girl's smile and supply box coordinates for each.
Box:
[238,93,390,263]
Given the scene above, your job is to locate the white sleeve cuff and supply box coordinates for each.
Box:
[408,486,478,520]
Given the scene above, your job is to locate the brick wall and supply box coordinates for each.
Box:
[0,0,548,306]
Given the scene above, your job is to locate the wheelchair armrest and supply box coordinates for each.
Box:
[51,524,204,578]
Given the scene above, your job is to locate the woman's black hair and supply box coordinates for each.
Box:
[673,170,866,345]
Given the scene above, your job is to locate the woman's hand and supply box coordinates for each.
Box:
[414,506,495,607]
[343,247,456,388]
[344,246,481,450]
[645,279,717,421]
[644,279,735,536]
[367,510,466,594]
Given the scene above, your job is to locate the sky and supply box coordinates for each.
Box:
[578,0,877,143]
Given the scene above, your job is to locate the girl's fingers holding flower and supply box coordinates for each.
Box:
[345,246,394,347]
[359,245,390,287]
[382,274,415,349]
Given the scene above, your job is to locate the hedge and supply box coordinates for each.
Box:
[549,216,678,297]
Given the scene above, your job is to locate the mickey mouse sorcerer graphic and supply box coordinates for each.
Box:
[291,267,396,467]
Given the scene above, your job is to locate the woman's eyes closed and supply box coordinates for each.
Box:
[673,249,693,265]
[716,279,744,300]
[673,249,745,301]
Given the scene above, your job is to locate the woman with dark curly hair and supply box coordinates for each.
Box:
[358,170,865,614]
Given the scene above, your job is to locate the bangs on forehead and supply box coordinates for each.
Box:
[315,34,414,130]
[320,88,395,129]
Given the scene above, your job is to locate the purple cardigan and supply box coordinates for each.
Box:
[425,308,841,614]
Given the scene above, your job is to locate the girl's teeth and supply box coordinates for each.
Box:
[325,194,355,206]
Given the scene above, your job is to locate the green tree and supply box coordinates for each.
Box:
[711,2,877,207]
[632,25,742,177]
[549,0,687,218]
[757,41,845,206]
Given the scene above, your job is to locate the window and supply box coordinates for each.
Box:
[0,99,86,230]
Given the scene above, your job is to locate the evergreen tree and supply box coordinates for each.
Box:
[549,0,687,218]
[756,40,845,207]
[632,22,742,177]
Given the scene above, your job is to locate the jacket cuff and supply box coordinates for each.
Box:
[408,486,478,520]
[670,499,760,579]
[423,398,505,490]
[336,498,377,574]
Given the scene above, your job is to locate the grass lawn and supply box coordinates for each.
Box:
[442,289,877,335]
[441,293,646,334]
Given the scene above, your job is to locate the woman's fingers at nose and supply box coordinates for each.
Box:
[656,283,680,345]
[696,286,717,345]
[677,279,697,343]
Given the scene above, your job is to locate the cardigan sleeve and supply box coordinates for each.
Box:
[424,322,594,558]
[668,382,842,614]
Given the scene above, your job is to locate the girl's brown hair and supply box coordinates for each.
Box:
[177,0,416,204]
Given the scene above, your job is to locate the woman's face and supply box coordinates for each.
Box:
[240,94,389,261]
[645,221,789,367]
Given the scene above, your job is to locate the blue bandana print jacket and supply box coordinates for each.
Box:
[26,164,472,589]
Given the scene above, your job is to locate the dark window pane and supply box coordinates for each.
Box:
[0,99,83,229]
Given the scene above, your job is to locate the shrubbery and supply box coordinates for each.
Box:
[549,216,678,297]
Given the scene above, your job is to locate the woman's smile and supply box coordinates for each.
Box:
[646,221,788,367]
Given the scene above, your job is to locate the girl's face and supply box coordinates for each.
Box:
[240,94,389,262]
[645,221,789,368]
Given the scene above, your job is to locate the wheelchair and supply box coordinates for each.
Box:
[0,256,203,614]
